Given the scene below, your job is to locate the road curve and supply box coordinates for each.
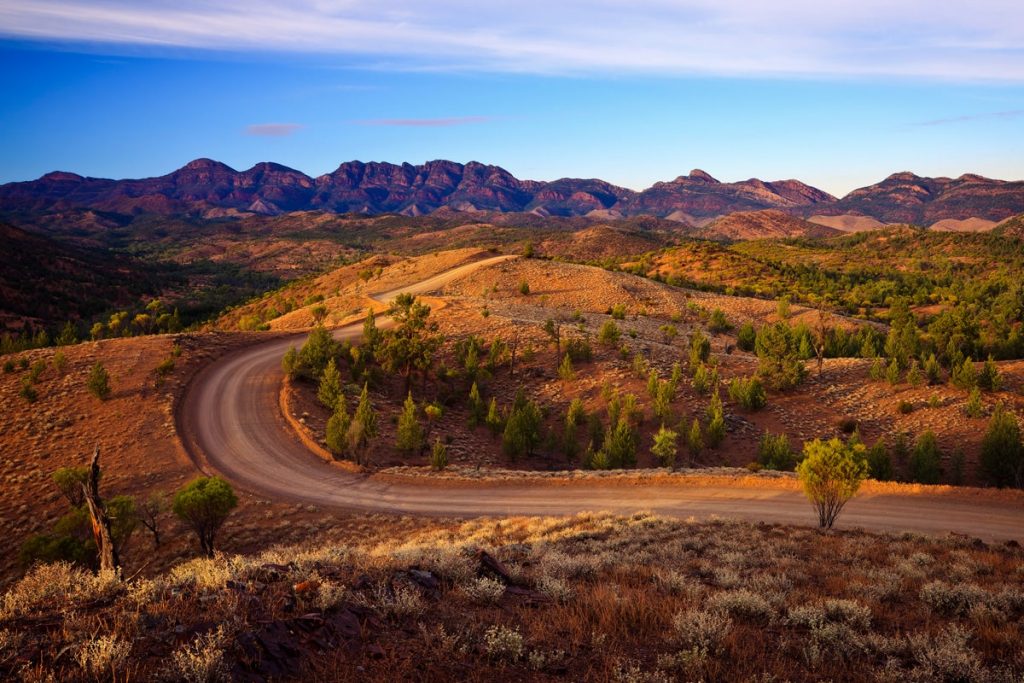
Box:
[177,256,1024,541]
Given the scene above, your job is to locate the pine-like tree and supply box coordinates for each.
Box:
[87,362,111,400]
[396,392,424,453]
[317,358,344,410]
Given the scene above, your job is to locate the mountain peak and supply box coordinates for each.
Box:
[179,158,236,173]
[688,169,719,183]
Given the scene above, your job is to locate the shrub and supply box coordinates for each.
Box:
[951,357,977,390]
[169,626,229,683]
[325,396,351,457]
[708,308,731,333]
[688,330,711,367]
[651,426,678,468]
[77,635,132,678]
[610,304,626,320]
[464,576,505,604]
[758,432,795,470]
[980,404,1023,487]
[796,438,869,529]
[755,322,805,390]
[707,589,773,621]
[18,379,37,403]
[483,624,524,662]
[52,466,90,506]
[396,392,424,453]
[691,363,717,395]
[965,387,984,418]
[518,280,530,296]
[172,477,238,557]
[317,358,344,410]
[885,358,901,386]
[86,362,111,400]
[897,400,914,414]
[562,336,593,362]
[558,353,575,381]
[869,358,886,381]
[598,320,621,346]
[672,609,732,653]
[486,397,503,434]
[728,376,766,411]
[705,391,725,448]
[866,441,894,481]
[920,581,988,617]
[736,322,756,352]
[909,430,943,484]
[503,391,543,458]
[430,438,449,471]
[978,356,1001,392]
[923,353,942,384]
[468,382,485,427]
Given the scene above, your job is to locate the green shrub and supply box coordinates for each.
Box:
[758,432,795,470]
[86,362,111,400]
[866,441,894,481]
[897,400,914,415]
[598,320,621,346]
[610,304,626,320]
[688,330,711,367]
[518,281,530,296]
[430,438,449,471]
[558,353,575,381]
[173,477,238,557]
[980,404,1023,487]
[951,358,977,391]
[562,336,593,362]
[317,358,344,410]
[909,431,943,484]
[737,322,756,352]
[978,356,1001,392]
[651,426,678,468]
[796,438,868,529]
[19,379,37,403]
[396,392,424,453]
[708,308,731,333]
[728,376,766,411]
[965,388,984,418]
[755,322,805,390]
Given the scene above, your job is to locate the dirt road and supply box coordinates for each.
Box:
[177,255,1024,541]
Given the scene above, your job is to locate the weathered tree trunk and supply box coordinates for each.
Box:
[82,447,119,574]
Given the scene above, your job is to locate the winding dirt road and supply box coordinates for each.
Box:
[177,256,1024,541]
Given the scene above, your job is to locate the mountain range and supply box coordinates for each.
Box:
[1,159,1023,226]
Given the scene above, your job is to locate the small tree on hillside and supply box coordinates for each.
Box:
[468,382,485,427]
[138,492,168,548]
[52,466,90,507]
[317,358,344,410]
[295,325,340,380]
[909,430,943,484]
[503,391,542,459]
[325,395,351,458]
[796,438,868,530]
[756,322,806,390]
[651,425,678,468]
[686,418,703,463]
[705,389,726,448]
[348,383,378,464]
[173,476,238,557]
[396,392,424,453]
[87,362,112,400]
[980,404,1023,488]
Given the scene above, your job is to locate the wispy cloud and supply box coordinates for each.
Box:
[916,109,1024,126]
[245,123,303,137]
[1,1,1024,81]
[353,116,493,127]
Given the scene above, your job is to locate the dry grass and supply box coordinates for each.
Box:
[2,512,1022,681]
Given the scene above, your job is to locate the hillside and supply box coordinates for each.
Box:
[809,172,1024,224]
[0,222,165,333]
[697,209,841,241]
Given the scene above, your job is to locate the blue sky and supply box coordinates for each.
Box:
[1,1,1023,196]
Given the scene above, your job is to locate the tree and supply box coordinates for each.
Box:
[755,322,805,390]
[705,389,726,448]
[563,398,585,460]
[81,447,119,572]
[87,362,112,400]
[295,326,340,380]
[362,307,381,354]
[430,438,449,470]
[951,357,977,391]
[310,304,328,326]
[866,440,894,481]
[728,376,766,411]
[685,419,703,463]
[796,438,869,530]
[486,397,503,435]
[138,492,168,548]
[651,426,678,467]
[737,322,757,352]
[378,294,442,392]
[325,395,351,458]
[980,404,1023,488]
[688,330,711,368]
[468,382,486,427]
[909,431,943,484]
[56,321,78,347]
[965,388,984,418]
[396,392,425,453]
[598,320,621,346]
[173,476,238,557]
[758,432,795,470]
[348,383,378,464]
[558,353,575,381]
[883,299,919,370]
[282,346,298,378]
[53,466,90,507]
[812,306,832,377]
[502,391,542,459]
[601,413,637,468]
[978,356,1002,392]
[317,358,344,410]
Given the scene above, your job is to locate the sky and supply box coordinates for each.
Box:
[0,1,1023,196]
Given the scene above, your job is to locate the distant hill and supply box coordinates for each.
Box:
[806,172,1024,224]
[3,161,1021,228]
[0,160,833,221]
[697,209,841,241]
[0,222,163,332]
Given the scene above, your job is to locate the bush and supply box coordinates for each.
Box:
[866,441,894,481]
[688,330,711,367]
[325,397,351,458]
[317,358,344,410]
[978,356,1001,392]
[396,392,424,453]
[562,336,593,362]
[980,404,1023,487]
[758,432,795,470]
[691,363,717,395]
[610,304,626,320]
[557,353,575,381]
[728,376,766,411]
[672,609,732,653]
[430,438,449,471]
[598,320,620,346]
[897,400,914,414]
[951,357,977,390]
[518,281,530,296]
[294,326,340,380]
[685,419,703,461]
[736,322,756,352]
[651,426,678,467]
[172,477,238,557]
[755,322,805,390]
[965,387,984,418]
[86,362,111,400]
[796,438,869,529]
[19,379,37,403]
[708,308,731,333]
[53,466,90,506]
[705,390,725,448]
[909,431,943,484]
[502,391,542,459]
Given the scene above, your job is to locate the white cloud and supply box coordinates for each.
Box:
[1,0,1023,80]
